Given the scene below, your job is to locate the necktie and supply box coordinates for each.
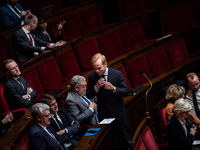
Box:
[82,96,98,117]
[47,127,65,150]
[27,33,33,45]
[54,115,64,130]
[17,78,24,89]
[192,91,200,119]
[12,5,21,16]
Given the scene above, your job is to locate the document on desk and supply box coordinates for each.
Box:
[99,118,115,124]
[193,140,200,145]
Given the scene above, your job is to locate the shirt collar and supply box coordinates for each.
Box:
[22,27,30,34]
[103,67,108,76]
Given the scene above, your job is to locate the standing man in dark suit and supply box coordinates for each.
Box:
[39,94,81,149]
[86,53,134,150]
[66,75,98,126]
[3,59,37,111]
[29,103,65,150]
[12,13,54,62]
[0,0,30,29]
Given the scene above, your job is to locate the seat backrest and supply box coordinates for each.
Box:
[127,55,152,87]
[0,84,10,113]
[79,6,104,32]
[115,64,131,90]
[35,57,65,94]
[57,48,82,82]
[160,3,194,34]
[141,126,159,150]
[118,21,146,51]
[164,38,190,68]
[161,108,167,132]
[21,67,45,103]
[61,13,85,40]
[16,133,29,150]
[73,38,100,72]
[96,30,124,61]
[145,47,171,77]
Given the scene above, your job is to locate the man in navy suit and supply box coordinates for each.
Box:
[29,103,66,150]
[3,59,37,111]
[39,94,81,149]
[86,53,134,150]
[0,0,30,29]
[12,13,54,62]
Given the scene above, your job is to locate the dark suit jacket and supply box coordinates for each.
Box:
[50,108,81,142]
[167,114,194,150]
[0,3,23,29]
[29,122,65,150]
[33,27,63,43]
[86,67,129,121]
[66,91,98,125]
[4,76,37,111]
[12,28,49,62]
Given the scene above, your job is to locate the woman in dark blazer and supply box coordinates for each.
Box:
[167,98,197,150]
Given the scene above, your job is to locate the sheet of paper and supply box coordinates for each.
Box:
[193,140,200,145]
[99,118,115,124]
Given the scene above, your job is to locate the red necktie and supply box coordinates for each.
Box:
[27,33,33,45]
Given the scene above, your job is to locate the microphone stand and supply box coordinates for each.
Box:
[138,70,152,119]
[143,73,152,119]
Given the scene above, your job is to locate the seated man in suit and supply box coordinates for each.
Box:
[3,59,37,111]
[0,0,30,29]
[66,75,98,126]
[0,112,13,138]
[29,103,66,150]
[12,13,55,62]
[39,94,81,149]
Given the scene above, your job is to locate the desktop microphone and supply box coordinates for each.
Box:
[138,69,152,119]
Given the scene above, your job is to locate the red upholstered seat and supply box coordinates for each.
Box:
[127,55,152,87]
[79,6,104,32]
[145,47,171,77]
[141,127,159,150]
[61,13,85,40]
[35,57,65,94]
[57,49,82,82]
[73,38,100,72]
[164,38,190,68]
[96,30,124,61]
[161,108,167,133]
[118,21,151,51]
[136,139,146,150]
[160,3,194,34]
[115,65,131,90]
[0,84,10,113]
[16,133,29,150]
[21,67,45,103]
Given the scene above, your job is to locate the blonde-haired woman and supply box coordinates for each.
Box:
[167,98,197,150]
[165,84,200,124]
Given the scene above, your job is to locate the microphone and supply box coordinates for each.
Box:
[138,69,152,119]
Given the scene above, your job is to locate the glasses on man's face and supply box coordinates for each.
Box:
[42,113,51,118]
[79,84,87,88]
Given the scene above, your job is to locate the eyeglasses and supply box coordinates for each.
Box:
[42,113,51,118]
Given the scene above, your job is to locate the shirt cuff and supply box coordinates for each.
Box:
[65,128,68,134]
[89,107,94,112]
[94,85,99,93]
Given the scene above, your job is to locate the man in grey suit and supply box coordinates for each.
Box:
[66,75,98,126]
[12,13,54,62]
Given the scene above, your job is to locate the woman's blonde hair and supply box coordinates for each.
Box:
[165,84,185,103]
[172,98,192,116]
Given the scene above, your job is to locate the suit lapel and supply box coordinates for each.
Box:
[72,92,89,108]
[19,28,32,45]
[9,77,25,91]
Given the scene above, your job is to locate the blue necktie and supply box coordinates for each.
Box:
[82,96,98,117]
